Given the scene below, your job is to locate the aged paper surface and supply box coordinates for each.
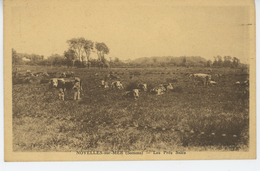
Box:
[4,0,256,161]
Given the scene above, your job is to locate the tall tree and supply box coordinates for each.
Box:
[95,42,109,62]
[223,56,232,67]
[83,39,94,62]
[217,55,223,66]
[67,37,86,62]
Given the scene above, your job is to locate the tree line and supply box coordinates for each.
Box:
[12,37,111,69]
[12,37,243,69]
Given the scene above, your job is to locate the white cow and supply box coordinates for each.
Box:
[190,73,212,86]
[111,81,123,89]
[123,89,140,100]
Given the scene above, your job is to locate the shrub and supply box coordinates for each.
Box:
[74,60,84,68]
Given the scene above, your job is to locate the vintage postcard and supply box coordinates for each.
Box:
[4,0,256,161]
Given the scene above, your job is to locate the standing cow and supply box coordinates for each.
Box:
[190,73,211,87]
[49,77,82,100]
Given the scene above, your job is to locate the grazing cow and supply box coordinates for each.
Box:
[107,74,119,79]
[100,80,109,88]
[42,72,49,77]
[60,72,66,78]
[235,80,249,87]
[188,74,193,78]
[163,83,174,90]
[242,80,249,86]
[111,81,123,89]
[234,81,241,85]
[123,89,140,100]
[137,83,147,91]
[49,77,82,100]
[66,72,74,78]
[26,70,34,77]
[215,73,222,77]
[150,84,166,95]
[190,73,211,86]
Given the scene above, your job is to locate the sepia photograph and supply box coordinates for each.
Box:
[4,0,256,161]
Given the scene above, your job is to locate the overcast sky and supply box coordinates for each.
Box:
[10,0,252,63]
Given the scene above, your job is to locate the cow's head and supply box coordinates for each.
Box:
[104,82,109,88]
[116,81,123,89]
[133,89,140,99]
[51,78,59,87]
[138,83,147,91]
[43,72,49,77]
[61,72,66,78]
[167,83,174,90]
[101,80,105,86]
[188,74,194,78]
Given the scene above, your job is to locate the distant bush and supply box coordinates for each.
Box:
[74,60,85,68]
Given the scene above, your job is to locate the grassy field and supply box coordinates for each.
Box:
[12,65,249,152]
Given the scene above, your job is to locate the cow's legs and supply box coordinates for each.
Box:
[77,90,81,100]
[74,91,77,100]
[74,90,81,100]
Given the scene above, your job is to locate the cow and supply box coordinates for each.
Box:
[42,72,49,77]
[242,80,249,86]
[123,89,140,100]
[234,81,241,85]
[111,81,123,89]
[137,83,147,91]
[190,73,211,86]
[49,77,82,100]
[66,72,74,78]
[107,74,119,79]
[25,70,34,77]
[100,80,109,88]
[215,73,222,77]
[162,83,174,90]
[60,72,66,78]
[150,84,166,95]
